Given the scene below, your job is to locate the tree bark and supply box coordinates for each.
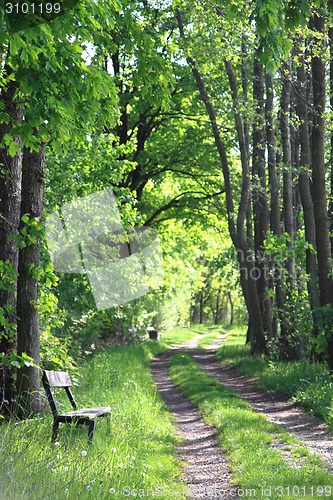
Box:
[311,14,333,305]
[295,53,320,312]
[0,64,22,416]
[265,72,285,341]
[252,57,272,340]
[16,141,46,418]
[176,9,267,354]
[228,291,234,326]
[199,290,204,324]
[280,59,298,360]
[222,57,266,353]
[329,27,333,256]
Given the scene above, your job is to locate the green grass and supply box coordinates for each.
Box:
[161,326,198,344]
[162,324,226,348]
[0,341,185,499]
[216,326,333,427]
[169,352,333,499]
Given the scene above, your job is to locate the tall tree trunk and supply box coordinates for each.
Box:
[16,141,46,418]
[0,64,22,416]
[228,291,234,326]
[311,13,333,368]
[252,57,272,339]
[177,9,266,354]
[199,290,204,325]
[295,53,320,313]
[214,286,222,325]
[280,59,297,360]
[241,41,255,344]
[265,72,285,341]
[329,27,333,256]
[311,13,333,304]
[224,56,267,353]
[265,73,280,237]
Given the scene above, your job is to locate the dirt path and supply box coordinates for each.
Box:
[190,348,333,471]
[151,344,333,497]
[151,350,238,499]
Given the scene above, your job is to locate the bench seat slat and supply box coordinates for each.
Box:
[59,407,111,418]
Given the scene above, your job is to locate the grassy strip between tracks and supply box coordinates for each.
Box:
[169,352,333,499]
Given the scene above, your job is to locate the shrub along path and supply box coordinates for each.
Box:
[151,343,333,497]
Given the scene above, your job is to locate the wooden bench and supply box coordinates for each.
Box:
[42,370,111,443]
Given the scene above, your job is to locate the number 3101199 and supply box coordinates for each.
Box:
[5,3,61,14]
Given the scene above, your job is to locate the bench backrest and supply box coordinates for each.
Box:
[42,370,77,416]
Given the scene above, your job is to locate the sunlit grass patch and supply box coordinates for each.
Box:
[161,326,199,344]
[169,353,333,498]
[0,341,185,499]
[162,324,226,348]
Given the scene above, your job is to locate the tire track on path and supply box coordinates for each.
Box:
[152,341,333,498]
[151,349,239,499]
[189,348,333,471]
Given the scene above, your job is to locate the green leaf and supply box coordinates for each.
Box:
[3,134,12,146]
[8,140,20,157]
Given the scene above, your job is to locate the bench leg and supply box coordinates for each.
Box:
[87,421,96,443]
[51,420,60,443]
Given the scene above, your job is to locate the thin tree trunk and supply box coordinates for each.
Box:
[177,9,266,354]
[265,72,285,341]
[224,56,267,353]
[329,27,333,256]
[176,9,266,353]
[0,64,22,417]
[311,14,333,304]
[310,11,333,366]
[280,59,297,360]
[265,73,280,237]
[311,13,333,369]
[228,291,234,326]
[295,53,320,312]
[252,57,272,340]
[214,286,221,325]
[16,141,46,418]
[199,290,204,325]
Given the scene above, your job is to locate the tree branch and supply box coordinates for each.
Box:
[144,189,225,226]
